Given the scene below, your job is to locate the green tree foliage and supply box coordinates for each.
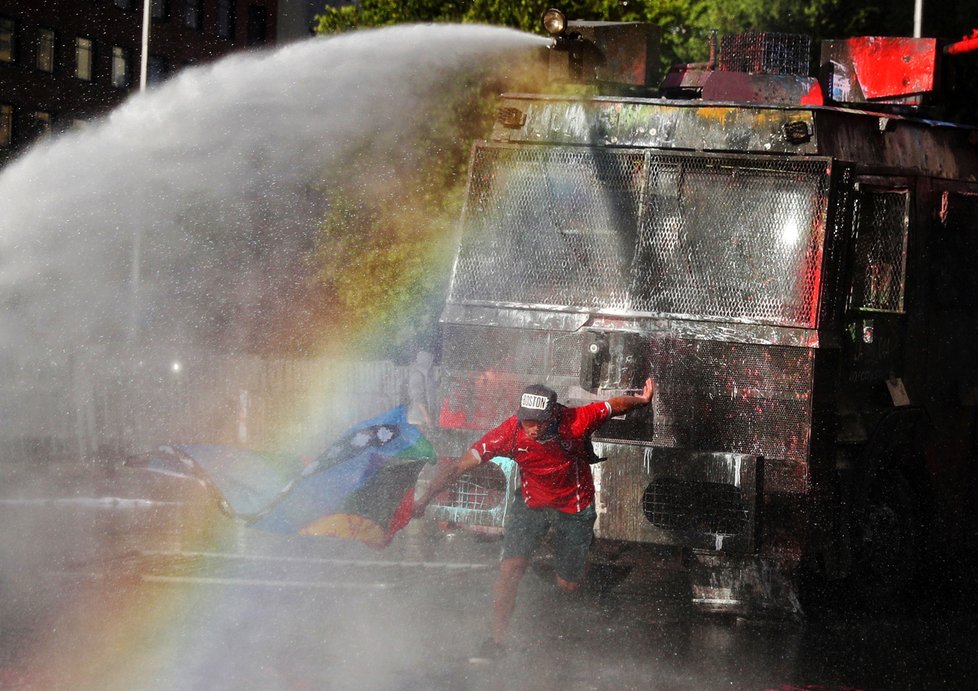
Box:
[309,59,543,359]
[316,1,712,68]
[312,149,465,359]
[318,1,978,65]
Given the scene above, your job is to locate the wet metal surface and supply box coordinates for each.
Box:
[490,96,820,154]
[437,321,812,495]
[1,462,975,690]
[593,448,761,552]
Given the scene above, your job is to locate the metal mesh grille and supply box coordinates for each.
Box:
[849,190,909,312]
[427,460,512,529]
[633,157,827,325]
[454,146,644,310]
[550,333,586,377]
[647,339,813,463]
[719,32,812,75]
[642,479,749,534]
[450,464,506,511]
[451,146,829,328]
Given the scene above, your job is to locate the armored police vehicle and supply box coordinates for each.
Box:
[427,9,978,613]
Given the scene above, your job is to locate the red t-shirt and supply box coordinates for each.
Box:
[469,402,612,514]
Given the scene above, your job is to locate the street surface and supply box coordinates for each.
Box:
[0,461,974,690]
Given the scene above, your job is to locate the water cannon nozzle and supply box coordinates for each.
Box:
[542,8,567,38]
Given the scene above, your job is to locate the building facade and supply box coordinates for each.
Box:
[0,0,278,164]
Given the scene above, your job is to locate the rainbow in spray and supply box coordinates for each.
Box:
[0,23,549,689]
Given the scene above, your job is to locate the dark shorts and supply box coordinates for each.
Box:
[502,492,596,584]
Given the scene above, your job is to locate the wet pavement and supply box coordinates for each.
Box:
[1,461,975,690]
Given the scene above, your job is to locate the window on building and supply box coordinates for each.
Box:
[114,0,133,10]
[34,111,52,138]
[148,54,169,83]
[184,0,202,30]
[1,17,15,63]
[37,28,55,72]
[152,0,169,21]
[111,46,130,88]
[246,6,267,46]
[1,104,12,147]
[217,0,235,39]
[75,37,93,80]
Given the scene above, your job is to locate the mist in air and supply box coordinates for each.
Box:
[0,24,548,360]
[0,25,559,690]
[1,21,948,691]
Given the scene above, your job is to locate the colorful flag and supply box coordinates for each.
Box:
[253,407,436,546]
[128,407,436,548]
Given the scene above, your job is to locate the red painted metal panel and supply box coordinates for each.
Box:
[822,37,938,103]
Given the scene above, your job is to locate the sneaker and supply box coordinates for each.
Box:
[467,638,506,665]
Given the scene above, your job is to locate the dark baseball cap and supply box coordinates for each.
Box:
[517,384,557,422]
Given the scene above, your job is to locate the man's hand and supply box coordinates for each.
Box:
[608,377,655,416]
[638,377,655,405]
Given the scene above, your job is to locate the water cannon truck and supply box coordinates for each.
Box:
[426,8,978,614]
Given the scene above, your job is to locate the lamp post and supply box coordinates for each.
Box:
[140,0,151,91]
[130,0,150,341]
[914,0,923,38]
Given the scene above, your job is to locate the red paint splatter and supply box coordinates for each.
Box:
[800,81,824,105]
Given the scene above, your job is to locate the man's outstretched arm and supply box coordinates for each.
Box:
[607,377,655,416]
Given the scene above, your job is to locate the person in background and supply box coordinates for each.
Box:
[412,378,655,662]
[406,350,437,428]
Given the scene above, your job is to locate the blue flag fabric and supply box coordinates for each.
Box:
[252,407,435,544]
[128,407,436,547]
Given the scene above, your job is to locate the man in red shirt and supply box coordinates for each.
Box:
[413,377,654,661]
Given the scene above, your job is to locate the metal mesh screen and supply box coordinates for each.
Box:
[719,32,812,76]
[849,190,909,312]
[633,157,827,325]
[451,146,830,328]
[453,146,644,310]
[427,459,513,529]
[647,338,813,463]
[642,479,750,535]
[448,463,507,511]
